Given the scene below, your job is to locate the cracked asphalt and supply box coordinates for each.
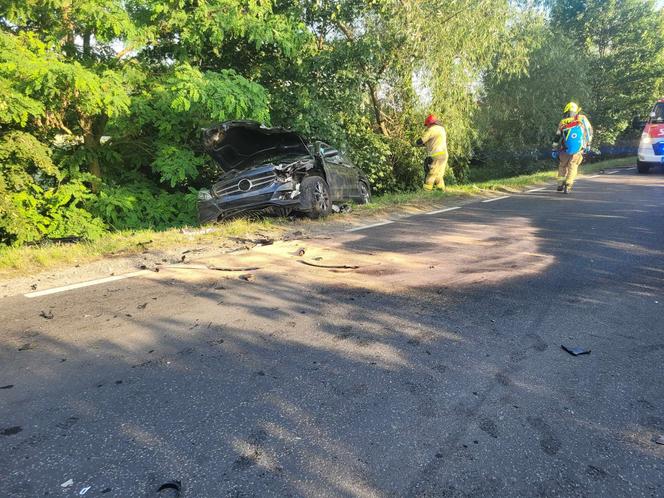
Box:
[1,167,663,497]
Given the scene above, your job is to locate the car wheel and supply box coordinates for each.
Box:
[300,176,332,219]
[637,160,650,174]
[359,181,371,204]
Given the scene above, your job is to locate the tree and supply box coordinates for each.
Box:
[550,0,664,143]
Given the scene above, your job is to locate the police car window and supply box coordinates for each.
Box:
[653,104,664,123]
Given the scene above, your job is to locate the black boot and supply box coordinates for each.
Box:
[557,184,565,192]
[563,183,571,194]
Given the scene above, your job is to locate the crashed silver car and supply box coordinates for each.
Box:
[198,121,371,223]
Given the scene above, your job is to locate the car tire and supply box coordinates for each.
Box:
[637,160,651,174]
[359,181,371,204]
[300,176,332,219]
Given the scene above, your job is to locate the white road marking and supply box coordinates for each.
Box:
[606,170,619,175]
[587,174,600,178]
[644,184,664,187]
[526,187,547,193]
[426,206,461,215]
[481,195,511,203]
[346,220,395,232]
[24,270,150,298]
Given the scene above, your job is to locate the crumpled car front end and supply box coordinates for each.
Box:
[198,161,310,223]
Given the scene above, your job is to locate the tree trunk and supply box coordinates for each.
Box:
[80,114,108,192]
[368,83,390,136]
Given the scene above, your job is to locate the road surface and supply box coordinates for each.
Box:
[1,168,663,497]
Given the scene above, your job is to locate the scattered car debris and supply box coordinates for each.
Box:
[79,486,91,495]
[332,204,353,214]
[240,274,256,282]
[61,479,74,488]
[299,260,360,270]
[137,303,148,310]
[654,435,664,445]
[157,480,182,497]
[297,248,306,256]
[561,344,591,356]
[30,283,37,290]
[1,425,22,435]
[40,310,54,319]
[0,384,14,389]
[137,240,153,248]
[164,264,260,272]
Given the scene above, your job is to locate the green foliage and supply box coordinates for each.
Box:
[2,0,664,248]
[90,184,197,230]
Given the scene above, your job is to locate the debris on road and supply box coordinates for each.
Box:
[61,479,74,488]
[299,260,360,270]
[561,344,591,356]
[332,204,353,214]
[1,425,22,435]
[297,248,306,256]
[240,273,256,282]
[163,264,260,272]
[654,435,664,445]
[79,486,91,495]
[157,480,182,497]
[137,303,148,309]
[17,343,34,351]
[40,310,54,319]
[0,384,14,389]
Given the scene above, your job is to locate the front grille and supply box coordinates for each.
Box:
[213,170,277,198]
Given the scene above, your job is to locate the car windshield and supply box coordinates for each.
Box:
[651,103,664,123]
[258,152,307,165]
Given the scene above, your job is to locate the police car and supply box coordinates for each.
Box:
[637,99,664,173]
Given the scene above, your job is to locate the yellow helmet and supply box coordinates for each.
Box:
[563,102,579,114]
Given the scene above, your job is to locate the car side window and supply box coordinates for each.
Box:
[653,104,664,123]
[320,145,342,164]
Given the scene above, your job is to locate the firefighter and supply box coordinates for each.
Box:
[417,114,448,191]
[552,102,593,193]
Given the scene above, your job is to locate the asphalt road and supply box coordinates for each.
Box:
[1,167,663,498]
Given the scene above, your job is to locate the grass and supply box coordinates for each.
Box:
[0,156,636,279]
[366,156,635,209]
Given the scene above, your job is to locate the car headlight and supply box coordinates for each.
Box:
[198,189,213,201]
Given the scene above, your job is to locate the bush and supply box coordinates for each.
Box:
[90,184,197,230]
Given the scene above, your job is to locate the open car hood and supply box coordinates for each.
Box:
[203,121,311,172]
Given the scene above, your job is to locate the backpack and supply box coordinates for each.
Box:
[560,115,585,154]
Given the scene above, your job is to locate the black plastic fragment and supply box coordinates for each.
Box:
[561,344,591,356]
[157,480,181,497]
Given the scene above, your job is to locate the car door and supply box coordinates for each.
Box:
[337,151,360,200]
[318,143,347,201]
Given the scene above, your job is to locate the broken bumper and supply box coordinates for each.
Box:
[198,182,302,223]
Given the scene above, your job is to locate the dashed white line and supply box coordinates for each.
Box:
[526,187,547,193]
[426,206,461,215]
[24,270,150,298]
[481,195,511,203]
[346,220,395,232]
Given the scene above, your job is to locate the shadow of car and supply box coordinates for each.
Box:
[198,121,371,223]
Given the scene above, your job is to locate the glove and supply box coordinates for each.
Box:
[551,150,559,160]
[416,138,424,146]
[425,156,433,166]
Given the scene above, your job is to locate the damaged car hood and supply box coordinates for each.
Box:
[203,121,311,172]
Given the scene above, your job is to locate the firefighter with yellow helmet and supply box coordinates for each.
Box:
[552,102,593,193]
[417,114,448,191]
